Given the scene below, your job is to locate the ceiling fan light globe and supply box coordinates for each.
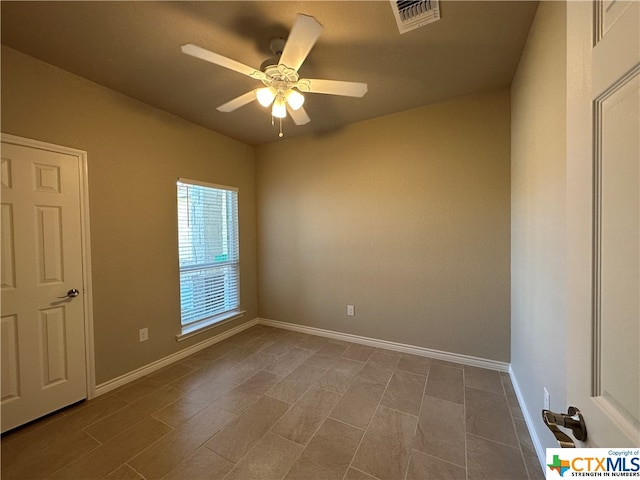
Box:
[272,99,287,118]
[286,90,305,110]
[256,87,276,107]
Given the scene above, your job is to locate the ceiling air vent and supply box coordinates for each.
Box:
[390,0,441,34]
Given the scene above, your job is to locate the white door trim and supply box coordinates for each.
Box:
[1,133,96,399]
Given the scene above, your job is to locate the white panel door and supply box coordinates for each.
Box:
[1,139,88,433]
[567,1,640,446]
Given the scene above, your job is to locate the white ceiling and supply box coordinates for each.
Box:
[1,1,538,146]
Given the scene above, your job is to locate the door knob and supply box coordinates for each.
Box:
[58,289,80,299]
[542,406,587,448]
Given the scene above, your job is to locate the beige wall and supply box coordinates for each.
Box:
[510,1,567,450]
[256,89,511,362]
[1,46,258,384]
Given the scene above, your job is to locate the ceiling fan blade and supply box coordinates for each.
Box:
[217,89,259,112]
[181,44,266,80]
[297,78,368,97]
[287,105,311,125]
[278,14,323,72]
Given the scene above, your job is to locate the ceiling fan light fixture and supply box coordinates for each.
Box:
[286,90,305,110]
[256,87,276,107]
[272,97,287,118]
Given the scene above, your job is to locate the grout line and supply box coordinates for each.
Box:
[463,367,469,480]
[403,365,430,480]
[501,375,534,480]
[344,360,406,479]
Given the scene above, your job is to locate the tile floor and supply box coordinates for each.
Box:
[1,325,544,480]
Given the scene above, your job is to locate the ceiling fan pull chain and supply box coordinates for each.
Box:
[279,117,284,138]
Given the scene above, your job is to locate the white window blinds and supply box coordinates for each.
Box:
[177,179,240,326]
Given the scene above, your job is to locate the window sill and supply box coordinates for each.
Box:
[176,310,246,342]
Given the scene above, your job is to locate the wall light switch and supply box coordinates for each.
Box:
[347,305,355,316]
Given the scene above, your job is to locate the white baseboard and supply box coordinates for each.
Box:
[93,317,260,397]
[509,366,546,470]
[258,318,510,372]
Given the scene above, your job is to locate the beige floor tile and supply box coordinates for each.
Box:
[464,366,504,394]
[128,403,236,479]
[111,378,165,403]
[354,350,400,386]
[380,370,426,416]
[212,361,261,385]
[284,331,312,344]
[514,418,545,480]
[104,464,145,480]
[430,359,464,369]
[225,432,303,480]
[145,363,195,384]
[260,340,295,357]
[280,363,328,384]
[413,395,466,467]
[189,344,229,363]
[169,357,239,393]
[212,389,261,414]
[239,350,279,371]
[152,397,213,428]
[344,467,378,480]
[305,342,349,369]
[0,410,66,453]
[50,395,129,432]
[266,379,314,404]
[397,353,431,375]
[466,434,529,480]
[329,377,386,429]
[271,386,342,445]
[351,406,417,480]
[205,395,290,463]
[341,344,375,363]
[284,455,343,480]
[1,424,100,479]
[213,370,280,413]
[356,362,396,385]
[265,347,316,376]
[83,385,183,443]
[406,451,467,480]
[291,418,364,478]
[501,374,525,420]
[266,364,327,404]
[370,350,402,368]
[221,338,271,362]
[424,364,464,404]
[316,358,364,394]
[297,334,329,351]
[465,387,518,446]
[178,353,217,370]
[180,372,242,405]
[202,340,239,357]
[0,327,544,480]
[50,417,172,480]
[162,447,234,480]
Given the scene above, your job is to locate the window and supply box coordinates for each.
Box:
[176,179,241,336]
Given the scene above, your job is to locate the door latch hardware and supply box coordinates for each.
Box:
[542,406,587,448]
[58,289,80,299]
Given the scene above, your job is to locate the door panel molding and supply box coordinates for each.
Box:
[591,63,640,441]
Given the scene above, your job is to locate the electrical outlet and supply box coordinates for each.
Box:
[347,305,355,316]
[139,327,149,342]
[544,387,550,410]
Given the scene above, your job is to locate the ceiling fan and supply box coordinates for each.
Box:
[181,14,368,137]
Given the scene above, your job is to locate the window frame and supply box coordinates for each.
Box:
[175,178,244,340]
